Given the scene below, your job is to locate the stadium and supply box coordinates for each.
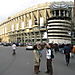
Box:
[0,1,74,44]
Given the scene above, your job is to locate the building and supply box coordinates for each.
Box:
[0,1,74,44]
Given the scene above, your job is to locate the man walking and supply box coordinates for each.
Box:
[45,43,54,75]
[64,44,71,66]
[12,43,16,55]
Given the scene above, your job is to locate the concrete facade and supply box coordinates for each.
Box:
[0,2,74,44]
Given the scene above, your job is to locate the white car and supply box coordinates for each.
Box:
[26,45,34,50]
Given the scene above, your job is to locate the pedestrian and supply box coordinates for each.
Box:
[12,43,16,55]
[45,43,54,75]
[33,43,42,74]
[54,43,59,53]
[64,44,71,66]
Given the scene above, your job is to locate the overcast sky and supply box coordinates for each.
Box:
[0,0,73,22]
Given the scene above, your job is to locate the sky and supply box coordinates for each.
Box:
[0,0,74,22]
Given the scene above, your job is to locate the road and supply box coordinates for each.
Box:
[0,46,75,75]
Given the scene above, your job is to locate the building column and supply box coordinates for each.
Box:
[59,10,61,16]
[24,15,27,27]
[63,10,65,16]
[66,11,69,17]
[54,10,56,16]
[31,12,35,44]
[23,33,25,43]
[18,16,21,30]
[20,34,22,43]
[44,9,48,42]
[37,10,42,42]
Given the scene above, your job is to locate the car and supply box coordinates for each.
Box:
[3,43,12,46]
[26,45,34,50]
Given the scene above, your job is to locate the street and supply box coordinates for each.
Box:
[0,46,75,75]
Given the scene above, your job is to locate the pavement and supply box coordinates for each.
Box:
[0,46,75,75]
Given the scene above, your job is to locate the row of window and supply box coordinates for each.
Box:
[51,10,71,17]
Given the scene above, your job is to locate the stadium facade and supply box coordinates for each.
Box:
[0,1,74,44]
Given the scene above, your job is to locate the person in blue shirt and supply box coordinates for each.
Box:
[64,44,71,66]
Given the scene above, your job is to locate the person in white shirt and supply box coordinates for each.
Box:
[45,43,54,75]
[12,43,16,55]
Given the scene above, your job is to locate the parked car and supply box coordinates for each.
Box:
[26,45,34,50]
[3,43,12,46]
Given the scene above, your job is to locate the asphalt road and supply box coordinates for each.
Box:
[0,46,75,75]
